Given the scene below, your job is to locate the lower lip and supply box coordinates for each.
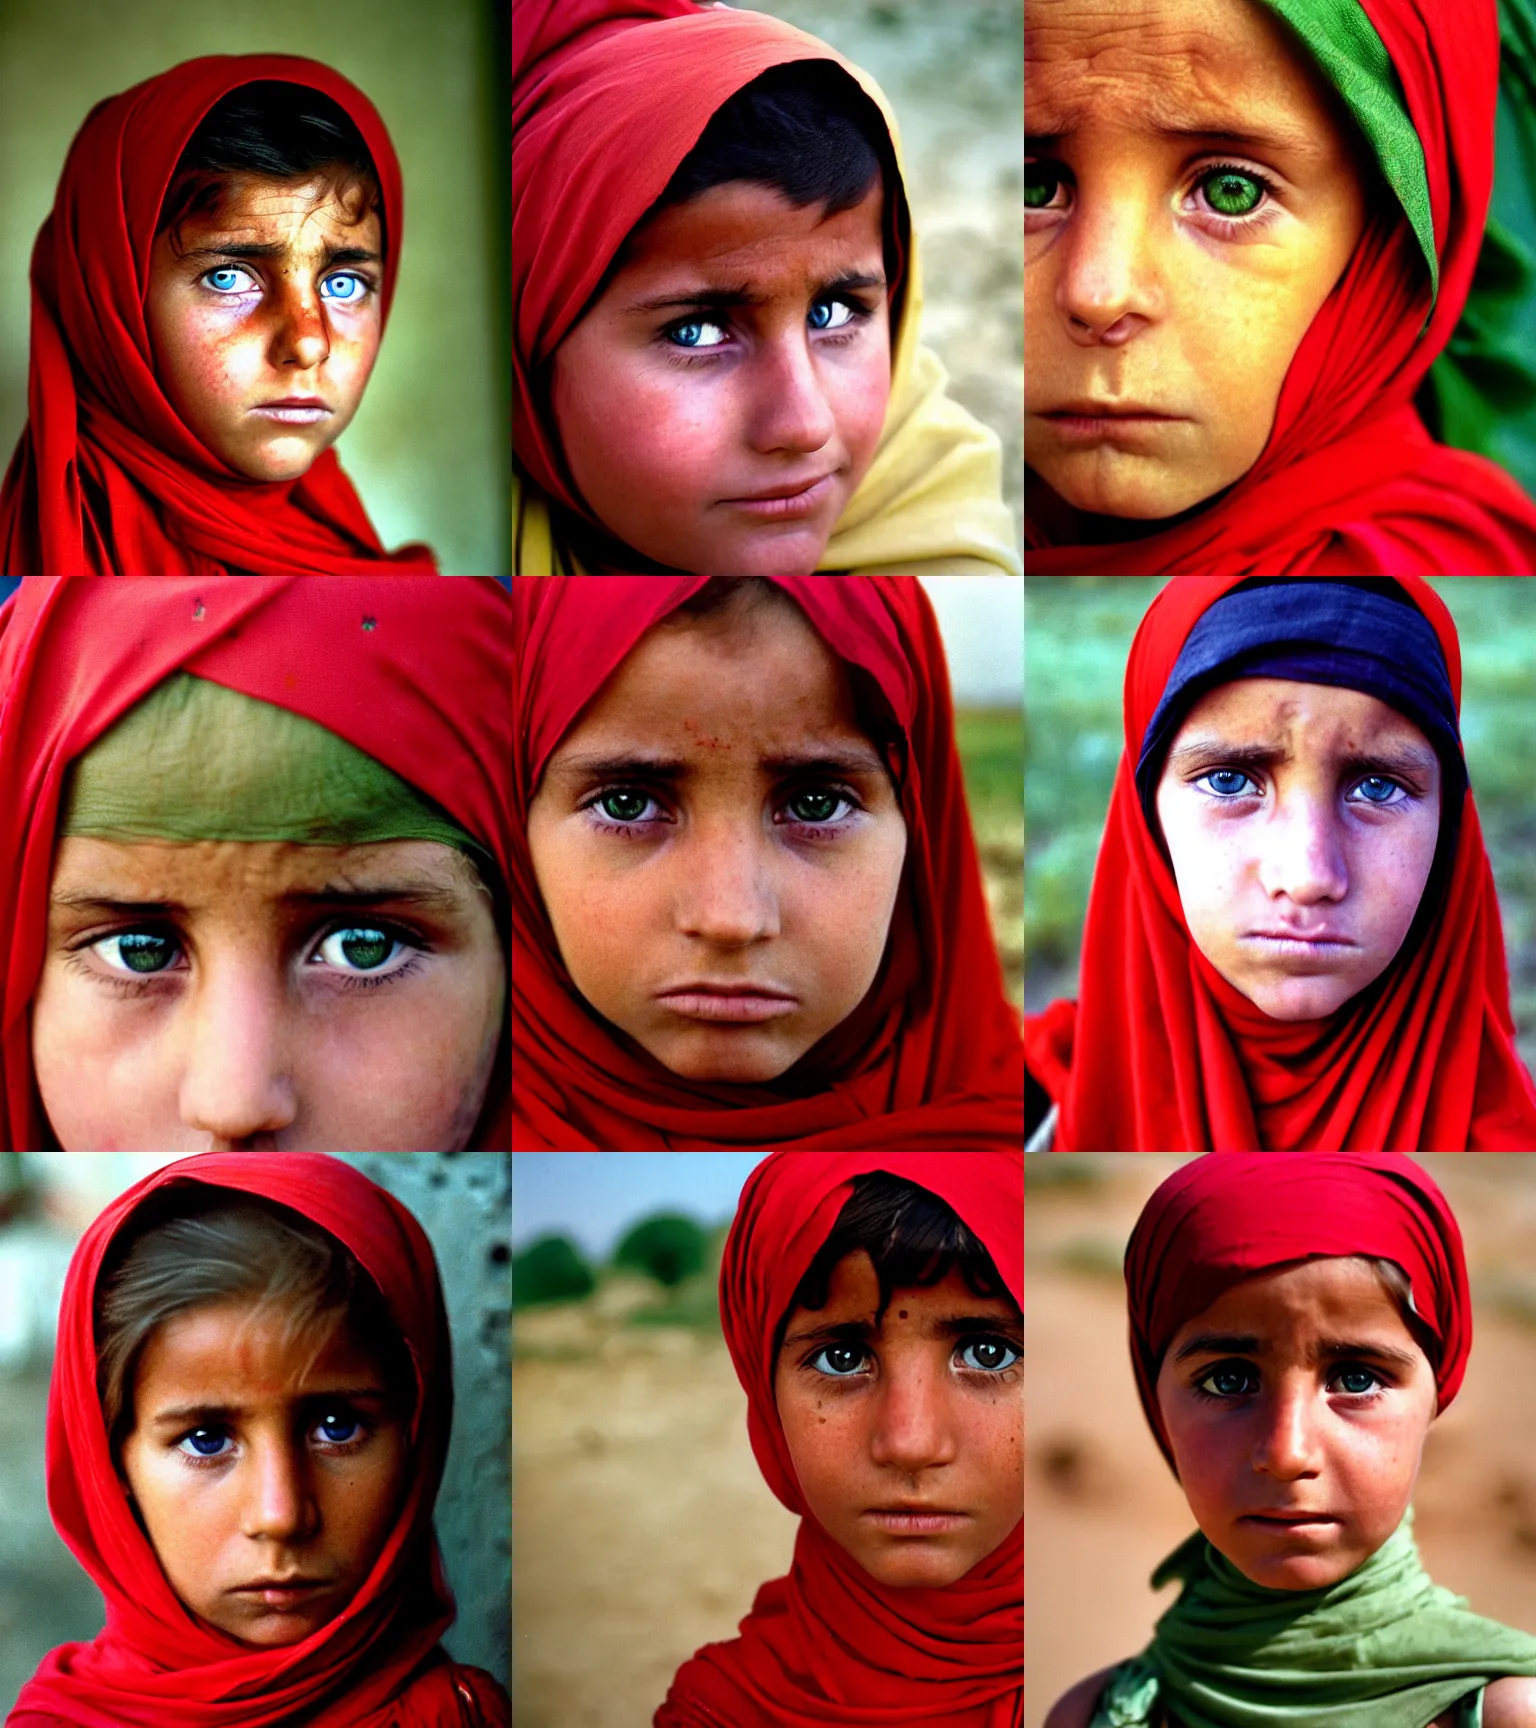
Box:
[657,992,798,1023]
[862,1511,969,1535]
[1242,935,1354,960]
[236,1584,325,1608]
[1043,413,1181,442]
[723,476,835,519]
[251,406,331,425]
[1243,1517,1338,1532]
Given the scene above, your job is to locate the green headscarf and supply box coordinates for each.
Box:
[1090,1511,1536,1728]
[59,671,494,876]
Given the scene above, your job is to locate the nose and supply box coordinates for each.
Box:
[745,327,837,455]
[241,1434,320,1545]
[674,818,781,947]
[1252,1378,1325,1480]
[267,275,331,372]
[177,964,299,1149]
[868,1354,959,1479]
[1054,187,1155,348]
[1257,794,1349,905]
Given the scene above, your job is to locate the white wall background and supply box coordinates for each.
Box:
[919,575,1023,706]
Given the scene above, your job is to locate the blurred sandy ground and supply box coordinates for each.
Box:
[745,0,1024,567]
[1026,1155,1536,1728]
[512,1273,798,1727]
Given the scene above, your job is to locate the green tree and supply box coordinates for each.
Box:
[612,1212,707,1288]
[512,1234,595,1309]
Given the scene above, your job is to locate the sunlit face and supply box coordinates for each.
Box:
[146,174,384,482]
[1155,679,1442,1020]
[1155,1258,1437,1590]
[1025,0,1372,532]
[118,1298,409,1647]
[773,1250,1022,1589]
[32,838,505,1150]
[550,182,891,575]
[525,595,908,1083]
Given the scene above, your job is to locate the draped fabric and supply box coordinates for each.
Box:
[655,1150,1022,1727]
[1022,574,1536,1149]
[1092,1152,1536,1728]
[512,0,1020,576]
[512,576,1025,1150]
[0,55,438,575]
[0,578,510,1151]
[7,1152,509,1727]
[1025,0,1536,574]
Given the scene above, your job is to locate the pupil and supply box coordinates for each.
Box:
[341,930,391,969]
[793,791,838,822]
[1024,167,1056,209]
[603,791,646,821]
[1208,173,1259,216]
[120,933,171,973]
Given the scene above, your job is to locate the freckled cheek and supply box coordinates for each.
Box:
[169,308,267,411]
[562,358,729,505]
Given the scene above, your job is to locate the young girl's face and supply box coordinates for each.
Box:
[118,1297,409,1647]
[526,597,908,1083]
[774,1249,1022,1589]
[1155,678,1441,1019]
[550,181,891,575]
[1155,1257,1437,1591]
[146,173,383,483]
[1025,0,1371,524]
[32,838,505,1150]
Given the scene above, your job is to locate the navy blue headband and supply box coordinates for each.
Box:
[1134,580,1466,854]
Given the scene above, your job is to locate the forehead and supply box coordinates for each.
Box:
[1173,677,1429,749]
[175,173,381,244]
[1027,0,1353,157]
[549,602,870,765]
[1170,1256,1410,1340]
[136,1298,380,1396]
[809,1251,1013,1313]
[49,836,471,909]
[607,181,885,303]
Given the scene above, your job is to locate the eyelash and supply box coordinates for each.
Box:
[1191,769,1413,808]
[199,265,376,304]
[657,295,875,368]
[580,781,866,841]
[1024,158,1285,238]
[63,920,431,1000]
[173,1410,374,1469]
[1191,1360,1387,1402]
[801,1336,1022,1384]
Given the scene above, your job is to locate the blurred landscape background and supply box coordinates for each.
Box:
[1026,1154,1536,1728]
[1024,576,1536,1070]
[512,1152,790,1728]
[748,0,1024,569]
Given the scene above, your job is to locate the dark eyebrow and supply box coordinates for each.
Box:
[51,881,465,917]
[1165,739,1439,782]
[624,269,888,315]
[180,242,382,267]
[1172,1332,1422,1370]
[781,1312,1023,1350]
[551,745,890,783]
[1027,117,1322,158]
[148,1388,392,1427]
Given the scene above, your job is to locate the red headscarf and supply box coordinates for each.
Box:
[0,55,438,575]
[1024,0,1536,574]
[0,578,510,1151]
[7,1151,509,1726]
[656,1150,1022,1728]
[513,0,907,533]
[1023,574,1536,1149]
[511,576,1025,1150]
[1123,1153,1471,1473]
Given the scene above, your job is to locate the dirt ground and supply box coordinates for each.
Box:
[512,1281,798,1727]
[1026,1156,1536,1728]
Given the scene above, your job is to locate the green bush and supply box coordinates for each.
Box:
[512,1235,595,1309]
[612,1212,708,1288]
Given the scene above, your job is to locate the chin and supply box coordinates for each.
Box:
[1239,975,1358,1020]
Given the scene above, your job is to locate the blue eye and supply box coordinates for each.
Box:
[96,931,179,975]
[666,318,728,350]
[321,273,367,303]
[202,266,254,294]
[1199,769,1259,798]
[808,298,856,332]
[315,1414,362,1444]
[179,1428,232,1459]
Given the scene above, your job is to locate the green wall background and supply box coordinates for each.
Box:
[0,0,508,575]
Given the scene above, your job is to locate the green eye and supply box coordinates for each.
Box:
[788,789,841,823]
[1203,170,1264,218]
[317,927,397,972]
[106,932,177,974]
[599,790,650,823]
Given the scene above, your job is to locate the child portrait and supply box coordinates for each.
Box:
[1023,575,1536,1150]
[1025,0,1536,574]
[1029,1153,1536,1728]
[513,0,1022,576]
[0,0,507,575]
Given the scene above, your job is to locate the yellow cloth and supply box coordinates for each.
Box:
[512,52,1020,577]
